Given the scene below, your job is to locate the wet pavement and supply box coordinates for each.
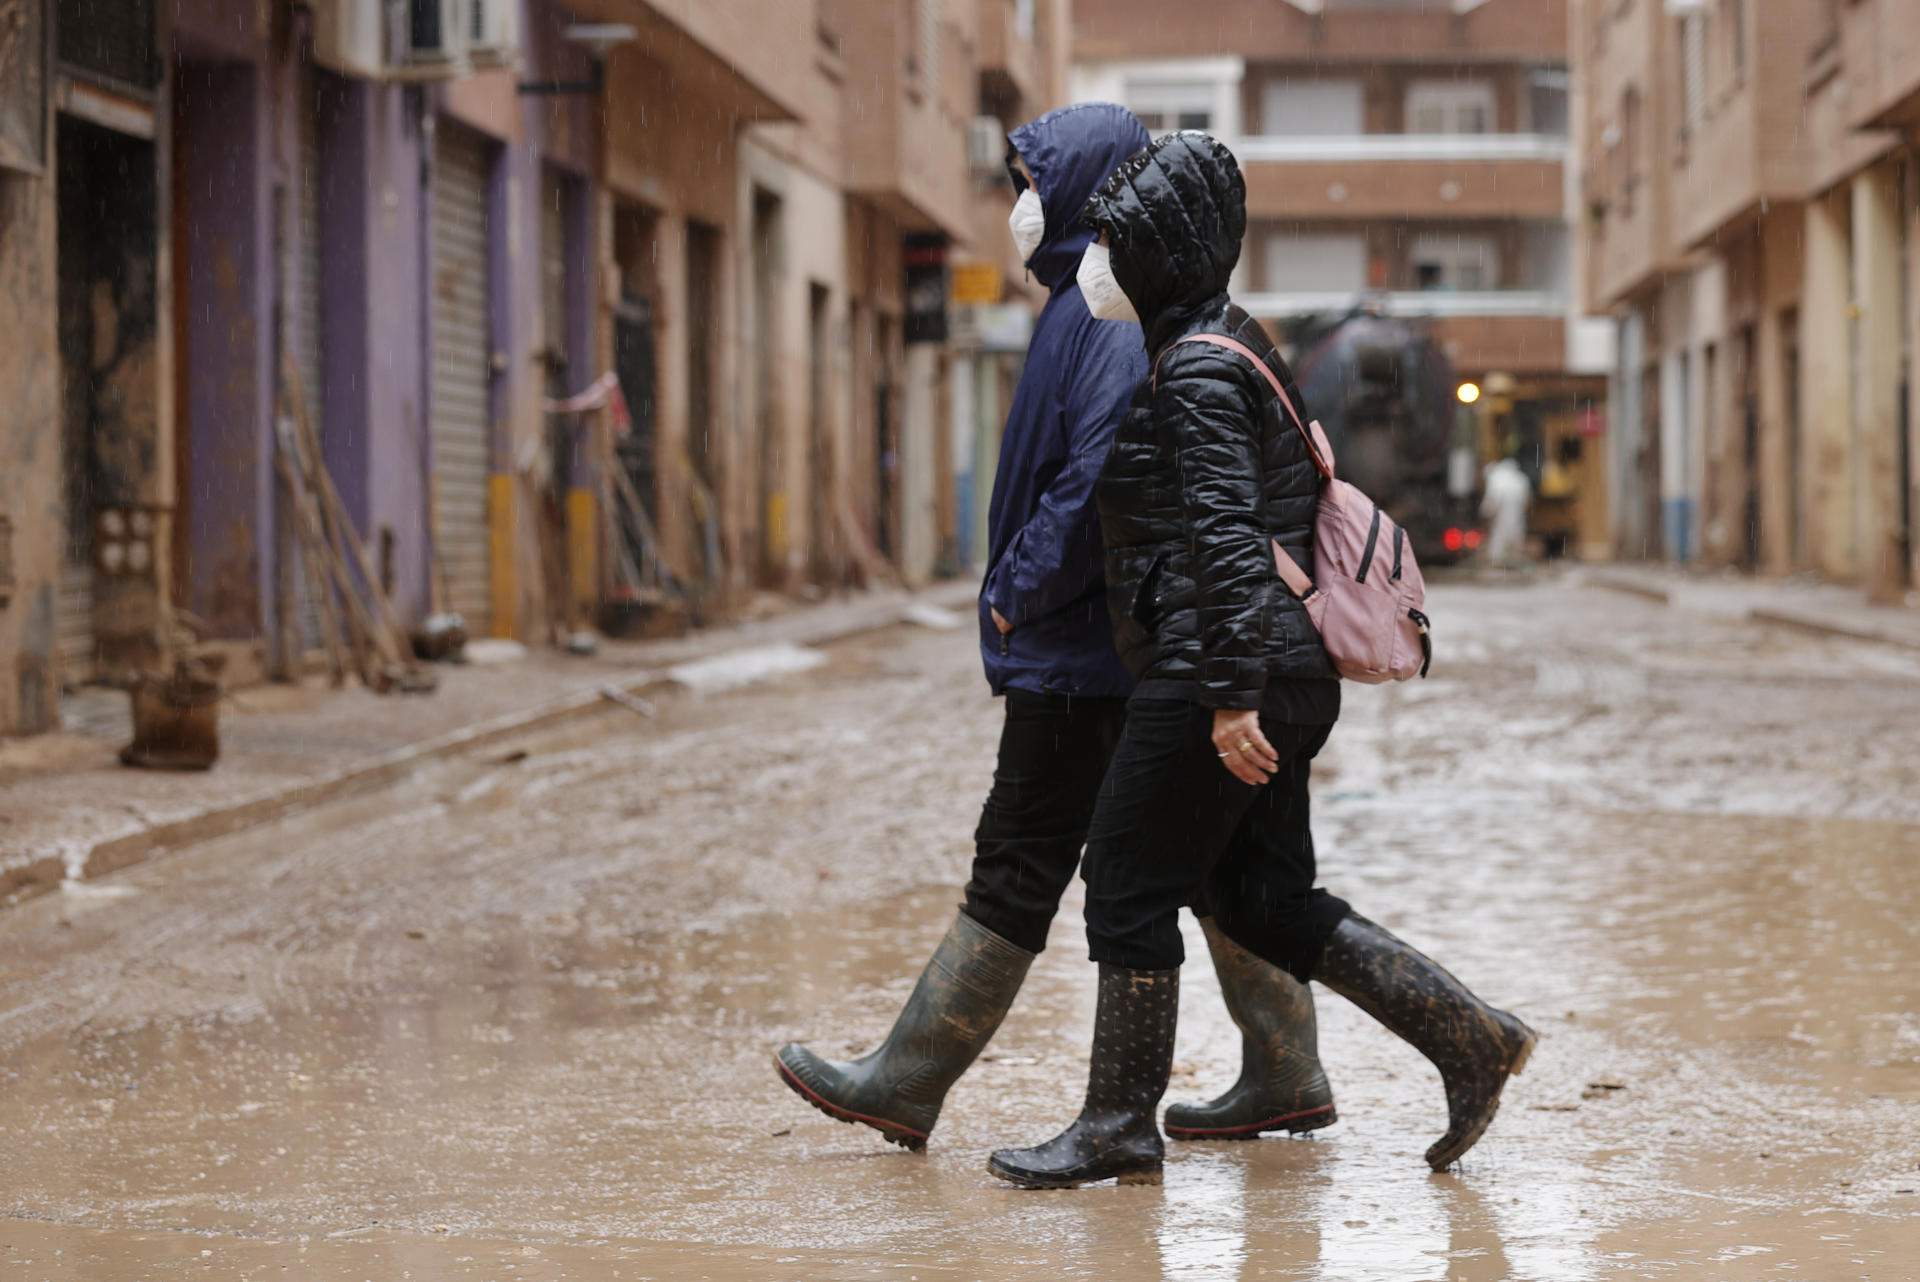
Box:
[2,573,1917,1279]
[0,584,973,900]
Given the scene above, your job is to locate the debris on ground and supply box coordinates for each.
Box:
[667,643,826,694]
[462,639,530,666]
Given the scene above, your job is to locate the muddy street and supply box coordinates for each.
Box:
[2,575,1918,1280]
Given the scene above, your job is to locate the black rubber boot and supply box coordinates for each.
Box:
[775,910,1033,1151]
[1313,914,1537,1170]
[987,965,1179,1189]
[1164,917,1337,1140]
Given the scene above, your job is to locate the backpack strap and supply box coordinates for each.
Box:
[1156,333,1336,481]
[1270,537,1317,600]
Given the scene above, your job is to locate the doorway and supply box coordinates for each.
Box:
[57,112,159,683]
[685,219,720,494]
[751,188,785,582]
[1738,324,1761,570]
[874,314,898,562]
[1782,308,1804,568]
[685,219,722,587]
[1638,364,1663,560]
[612,200,661,533]
[807,281,835,585]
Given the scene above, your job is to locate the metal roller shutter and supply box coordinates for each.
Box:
[431,124,494,632]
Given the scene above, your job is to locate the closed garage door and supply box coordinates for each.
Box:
[432,124,494,631]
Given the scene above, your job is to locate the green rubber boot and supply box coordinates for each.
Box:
[775,910,1033,1151]
[1164,917,1337,1140]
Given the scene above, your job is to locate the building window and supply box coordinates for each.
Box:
[1265,231,1368,295]
[1127,80,1213,134]
[1678,12,1706,139]
[1527,69,1570,137]
[1519,223,1569,293]
[1724,0,1746,87]
[1406,80,1495,135]
[1410,232,1497,292]
[1260,79,1364,137]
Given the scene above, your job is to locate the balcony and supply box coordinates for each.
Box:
[834,3,969,237]
[1840,0,1920,131]
[569,0,810,122]
[1076,0,1566,65]
[1236,134,1566,221]
[979,0,1045,115]
[1234,134,1568,164]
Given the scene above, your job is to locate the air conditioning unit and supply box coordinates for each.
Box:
[409,0,472,68]
[968,116,1008,183]
[312,0,402,79]
[468,0,521,69]
[310,0,472,81]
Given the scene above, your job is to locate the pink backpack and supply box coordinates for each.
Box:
[1166,334,1433,683]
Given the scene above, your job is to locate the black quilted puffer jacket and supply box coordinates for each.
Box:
[1084,132,1336,709]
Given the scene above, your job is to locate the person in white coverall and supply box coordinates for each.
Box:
[1481,458,1532,568]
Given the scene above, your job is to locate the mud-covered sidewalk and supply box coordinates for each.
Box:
[1,574,1917,1280]
[0,584,975,903]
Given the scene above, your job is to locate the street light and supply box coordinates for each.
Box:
[1456,381,1481,405]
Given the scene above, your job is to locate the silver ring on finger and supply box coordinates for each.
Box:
[1217,752,1233,759]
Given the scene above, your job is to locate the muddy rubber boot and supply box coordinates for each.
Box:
[1164,917,1336,1140]
[1313,914,1537,1170]
[774,910,1033,1151]
[987,966,1179,1189]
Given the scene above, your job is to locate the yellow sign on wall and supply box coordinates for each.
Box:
[950,262,1004,307]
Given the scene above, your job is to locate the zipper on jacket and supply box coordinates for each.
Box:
[1391,525,1405,581]
[999,630,1011,656]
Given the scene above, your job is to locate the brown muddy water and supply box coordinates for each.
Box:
[1,579,1917,1279]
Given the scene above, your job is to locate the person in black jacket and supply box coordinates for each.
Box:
[989,132,1536,1190]
[776,105,1336,1156]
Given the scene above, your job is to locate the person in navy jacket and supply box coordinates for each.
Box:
[774,105,1147,1149]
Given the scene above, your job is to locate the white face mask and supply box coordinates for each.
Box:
[1076,241,1139,323]
[1008,188,1045,264]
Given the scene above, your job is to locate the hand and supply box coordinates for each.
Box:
[991,608,1014,636]
[1212,709,1279,786]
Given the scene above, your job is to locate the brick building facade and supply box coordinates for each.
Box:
[1577,0,1920,594]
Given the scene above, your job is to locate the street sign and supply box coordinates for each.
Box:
[950,261,1003,307]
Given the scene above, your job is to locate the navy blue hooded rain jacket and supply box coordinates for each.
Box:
[980,102,1150,697]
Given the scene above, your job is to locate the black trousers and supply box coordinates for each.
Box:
[1082,698,1350,980]
[962,690,1130,955]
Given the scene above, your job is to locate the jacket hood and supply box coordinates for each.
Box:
[1006,103,1152,290]
[1081,131,1246,353]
